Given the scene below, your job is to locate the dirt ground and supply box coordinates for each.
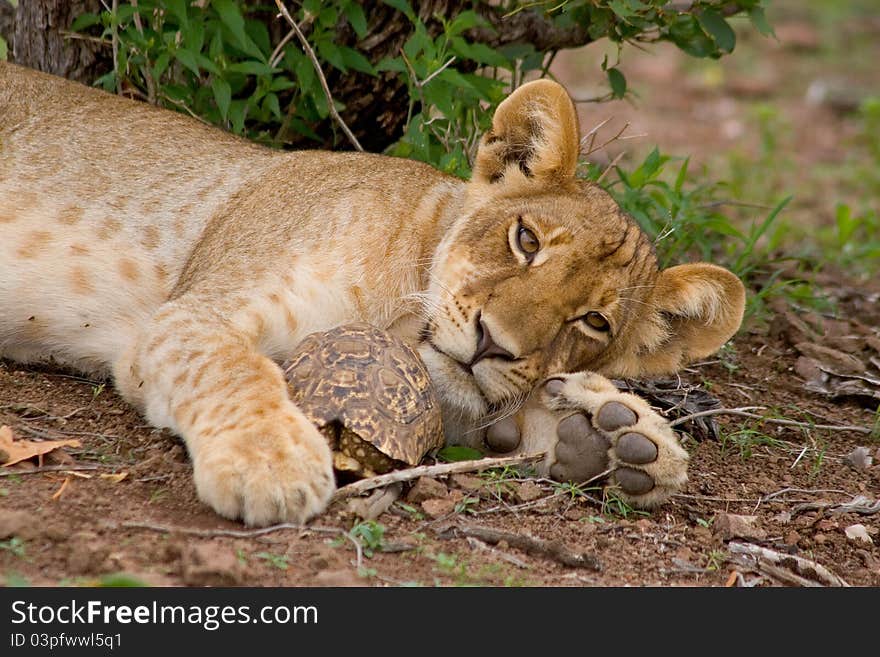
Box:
[2,4,879,587]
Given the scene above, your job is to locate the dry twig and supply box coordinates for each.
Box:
[0,464,103,477]
[669,406,873,434]
[331,453,545,502]
[120,521,339,538]
[438,524,601,571]
[274,0,363,151]
[727,542,849,587]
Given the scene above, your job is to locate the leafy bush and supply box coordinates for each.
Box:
[71,0,779,276]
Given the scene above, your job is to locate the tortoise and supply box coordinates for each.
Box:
[282,322,444,479]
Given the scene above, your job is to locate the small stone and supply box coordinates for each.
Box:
[421,497,456,519]
[313,569,362,587]
[450,474,484,492]
[844,524,874,546]
[447,489,466,503]
[843,446,874,472]
[773,511,792,525]
[0,509,30,539]
[794,356,823,382]
[814,533,829,545]
[563,507,583,521]
[784,530,801,546]
[816,518,838,532]
[795,342,865,375]
[514,481,545,503]
[67,531,111,575]
[714,513,767,541]
[181,542,243,586]
[405,477,447,504]
[43,449,75,465]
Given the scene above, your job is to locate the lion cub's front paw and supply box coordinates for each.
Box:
[487,372,688,507]
[191,417,335,527]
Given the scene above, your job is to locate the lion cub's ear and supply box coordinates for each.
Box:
[636,263,746,375]
[473,79,580,187]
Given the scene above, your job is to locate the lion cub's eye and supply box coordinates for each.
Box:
[582,312,610,332]
[516,225,540,259]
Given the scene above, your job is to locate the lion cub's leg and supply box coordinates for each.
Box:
[485,372,688,507]
[114,298,335,527]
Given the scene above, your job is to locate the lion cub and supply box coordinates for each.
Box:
[0,62,744,526]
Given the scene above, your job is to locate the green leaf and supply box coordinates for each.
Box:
[383,0,415,21]
[152,51,171,78]
[213,0,265,61]
[294,56,316,90]
[174,49,202,77]
[164,0,189,28]
[607,67,627,99]
[96,573,149,588]
[0,35,6,61]
[698,8,736,53]
[450,37,509,68]
[228,99,247,134]
[608,0,634,20]
[437,446,484,462]
[264,92,281,120]
[447,10,484,37]
[748,7,776,38]
[69,13,103,33]
[211,78,231,121]
[318,40,346,72]
[340,46,376,75]
[226,60,278,76]
[346,3,369,38]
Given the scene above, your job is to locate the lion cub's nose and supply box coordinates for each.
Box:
[470,315,515,366]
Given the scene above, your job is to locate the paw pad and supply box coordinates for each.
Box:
[544,378,566,398]
[614,467,655,495]
[615,432,658,464]
[595,401,637,431]
[485,416,521,453]
[549,412,611,484]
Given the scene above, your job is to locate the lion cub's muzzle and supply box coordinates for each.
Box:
[469,312,516,367]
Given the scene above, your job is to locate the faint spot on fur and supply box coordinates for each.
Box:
[154,263,169,285]
[58,205,85,225]
[69,243,90,257]
[69,266,94,294]
[16,230,51,259]
[141,225,161,250]
[118,258,140,282]
[97,217,122,240]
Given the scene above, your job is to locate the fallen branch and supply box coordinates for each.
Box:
[119,521,339,538]
[669,406,873,434]
[331,453,545,502]
[274,0,363,151]
[0,464,103,477]
[438,524,601,571]
[727,542,849,587]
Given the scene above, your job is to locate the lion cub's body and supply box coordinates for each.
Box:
[0,63,455,372]
[0,62,745,526]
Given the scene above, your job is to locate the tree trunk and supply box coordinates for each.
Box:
[11,0,110,82]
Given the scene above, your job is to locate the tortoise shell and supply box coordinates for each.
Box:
[282,323,443,472]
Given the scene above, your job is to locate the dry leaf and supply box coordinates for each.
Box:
[0,425,81,467]
[51,477,71,501]
[99,472,128,484]
[844,524,874,545]
[725,570,739,587]
[843,446,874,471]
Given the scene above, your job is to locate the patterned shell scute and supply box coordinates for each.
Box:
[282,322,443,465]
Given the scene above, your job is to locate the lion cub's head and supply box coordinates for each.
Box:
[417,79,745,424]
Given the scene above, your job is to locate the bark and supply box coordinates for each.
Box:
[11,0,111,82]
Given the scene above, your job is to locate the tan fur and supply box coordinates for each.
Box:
[0,63,745,525]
